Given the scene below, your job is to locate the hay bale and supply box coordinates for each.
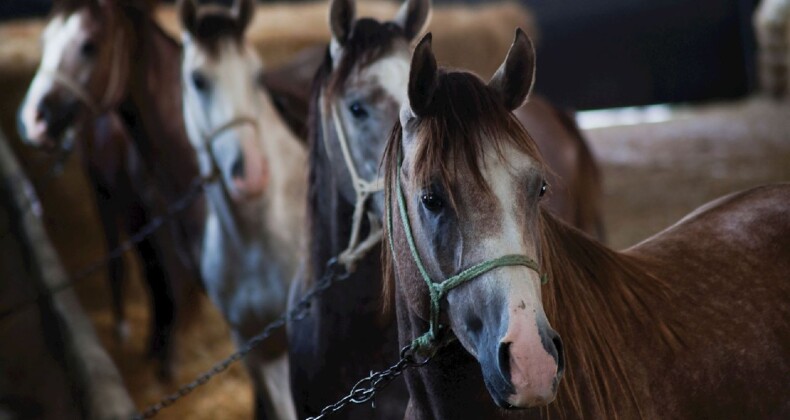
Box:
[754,0,790,96]
[0,1,535,153]
[0,1,535,79]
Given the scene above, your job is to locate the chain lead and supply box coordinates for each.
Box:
[306,345,433,420]
[132,258,350,419]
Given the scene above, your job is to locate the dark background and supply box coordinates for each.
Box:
[0,0,759,110]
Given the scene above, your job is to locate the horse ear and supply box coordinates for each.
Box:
[393,0,431,41]
[178,0,198,37]
[488,28,536,111]
[329,0,355,46]
[233,0,255,35]
[407,33,438,118]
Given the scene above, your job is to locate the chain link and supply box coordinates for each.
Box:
[0,176,205,321]
[132,258,351,419]
[306,345,432,420]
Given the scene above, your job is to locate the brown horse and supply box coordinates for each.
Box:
[383,30,790,419]
[15,0,202,378]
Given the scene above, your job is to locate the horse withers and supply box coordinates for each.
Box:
[383,29,790,418]
[178,0,306,418]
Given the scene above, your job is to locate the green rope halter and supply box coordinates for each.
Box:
[386,153,547,358]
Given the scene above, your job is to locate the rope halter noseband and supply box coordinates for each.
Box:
[386,152,547,359]
[194,112,261,251]
[320,91,386,272]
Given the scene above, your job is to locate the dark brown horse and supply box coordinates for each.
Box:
[16,0,205,378]
[286,0,431,418]
[383,30,790,419]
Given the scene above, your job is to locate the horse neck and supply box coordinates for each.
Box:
[306,79,358,274]
[538,210,681,417]
[122,9,197,190]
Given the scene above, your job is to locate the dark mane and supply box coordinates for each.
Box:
[327,18,407,95]
[537,210,683,418]
[190,12,244,55]
[50,0,98,16]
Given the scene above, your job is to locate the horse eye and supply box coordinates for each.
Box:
[421,193,443,213]
[348,101,369,119]
[192,71,209,92]
[80,40,97,58]
[539,181,548,197]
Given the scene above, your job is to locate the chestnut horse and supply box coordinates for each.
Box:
[15,0,202,378]
[178,0,306,418]
[384,30,790,419]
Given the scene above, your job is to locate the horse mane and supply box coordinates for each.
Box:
[326,18,407,95]
[381,69,685,417]
[538,210,688,418]
[188,12,245,55]
[303,17,408,286]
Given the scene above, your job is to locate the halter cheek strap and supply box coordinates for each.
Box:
[386,151,547,358]
[320,91,386,272]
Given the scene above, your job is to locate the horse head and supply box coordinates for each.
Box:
[18,0,131,149]
[385,29,565,409]
[318,0,430,217]
[179,0,269,201]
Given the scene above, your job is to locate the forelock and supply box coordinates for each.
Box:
[409,71,545,202]
[328,18,408,96]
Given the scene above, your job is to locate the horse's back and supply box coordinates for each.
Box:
[625,184,790,418]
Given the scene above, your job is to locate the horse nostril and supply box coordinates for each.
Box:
[498,341,512,380]
[231,157,245,180]
[552,333,565,377]
[36,100,51,123]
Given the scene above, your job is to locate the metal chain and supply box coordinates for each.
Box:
[132,258,351,420]
[306,346,433,420]
[0,176,205,321]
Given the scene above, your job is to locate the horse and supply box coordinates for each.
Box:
[178,0,306,418]
[285,0,431,417]
[287,0,603,416]
[15,0,202,378]
[383,29,790,419]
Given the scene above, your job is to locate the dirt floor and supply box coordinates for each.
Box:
[4,96,790,419]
